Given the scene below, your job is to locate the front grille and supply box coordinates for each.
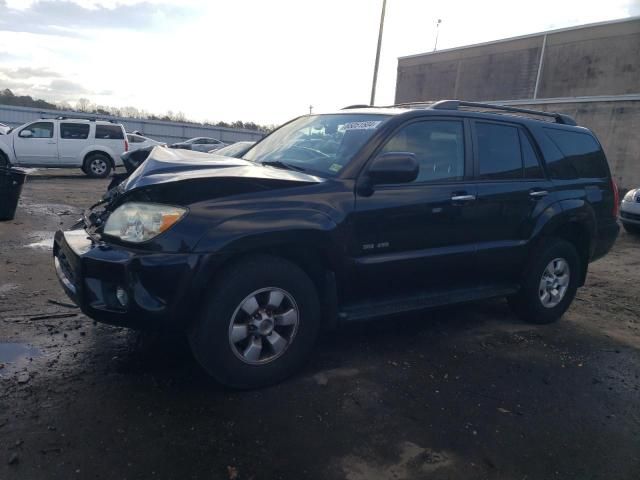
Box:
[621,211,640,221]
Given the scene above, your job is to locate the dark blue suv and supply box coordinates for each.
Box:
[54,100,620,388]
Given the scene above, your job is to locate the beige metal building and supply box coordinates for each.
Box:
[395,17,640,188]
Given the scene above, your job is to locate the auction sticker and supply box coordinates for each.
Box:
[344,121,382,130]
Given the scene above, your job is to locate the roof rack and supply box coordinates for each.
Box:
[341,104,373,110]
[429,100,577,125]
[39,115,119,124]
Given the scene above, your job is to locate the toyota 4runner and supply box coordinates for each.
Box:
[53,101,620,388]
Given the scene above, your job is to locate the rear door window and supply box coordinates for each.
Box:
[95,124,124,140]
[476,122,522,180]
[61,123,90,140]
[543,128,608,179]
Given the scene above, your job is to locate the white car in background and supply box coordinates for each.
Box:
[0,117,127,177]
[170,137,227,152]
[620,187,640,234]
[0,122,10,135]
[127,132,166,151]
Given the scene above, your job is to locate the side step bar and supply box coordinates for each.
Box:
[338,284,519,322]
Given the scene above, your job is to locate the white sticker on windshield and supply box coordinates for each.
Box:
[343,121,382,130]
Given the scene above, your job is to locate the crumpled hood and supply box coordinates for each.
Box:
[121,146,324,193]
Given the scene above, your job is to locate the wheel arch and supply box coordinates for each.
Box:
[531,199,596,286]
[193,240,342,331]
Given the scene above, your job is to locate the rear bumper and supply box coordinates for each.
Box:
[53,229,220,330]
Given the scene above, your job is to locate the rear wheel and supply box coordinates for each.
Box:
[0,151,9,167]
[83,153,112,178]
[622,222,640,235]
[508,238,580,324]
[188,255,320,389]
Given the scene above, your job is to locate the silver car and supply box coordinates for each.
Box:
[620,187,640,234]
[171,137,227,152]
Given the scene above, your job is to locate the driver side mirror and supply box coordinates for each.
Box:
[357,152,419,197]
[368,152,419,185]
[19,129,33,138]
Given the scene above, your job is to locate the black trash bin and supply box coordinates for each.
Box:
[0,167,28,221]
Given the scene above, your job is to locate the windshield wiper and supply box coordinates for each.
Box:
[261,161,307,173]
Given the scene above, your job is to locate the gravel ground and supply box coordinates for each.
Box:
[1,170,639,480]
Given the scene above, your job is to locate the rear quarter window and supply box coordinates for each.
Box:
[543,128,609,179]
[95,124,124,140]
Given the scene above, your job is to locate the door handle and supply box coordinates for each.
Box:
[529,190,549,198]
[451,194,476,202]
[47,141,56,144]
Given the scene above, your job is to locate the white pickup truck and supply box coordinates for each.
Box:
[0,118,128,177]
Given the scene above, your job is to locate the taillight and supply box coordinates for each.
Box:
[124,139,129,152]
[611,177,620,217]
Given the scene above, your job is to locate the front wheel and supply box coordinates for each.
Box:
[188,255,320,389]
[508,238,580,324]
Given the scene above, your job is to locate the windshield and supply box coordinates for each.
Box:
[243,114,390,177]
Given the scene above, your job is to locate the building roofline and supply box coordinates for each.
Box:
[398,15,640,61]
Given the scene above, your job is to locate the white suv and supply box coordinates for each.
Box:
[0,118,128,178]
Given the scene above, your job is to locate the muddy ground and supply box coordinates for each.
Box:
[1,170,639,480]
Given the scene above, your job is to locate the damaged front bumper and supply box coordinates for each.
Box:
[53,229,220,330]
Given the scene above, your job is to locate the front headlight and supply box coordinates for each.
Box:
[623,189,637,202]
[103,202,187,243]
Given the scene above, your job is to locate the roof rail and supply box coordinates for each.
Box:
[341,104,373,110]
[429,100,577,125]
[39,115,119,124]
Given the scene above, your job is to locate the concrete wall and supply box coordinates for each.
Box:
[0,104,265,144]
[396,35,543,103]
[395,17,640,103]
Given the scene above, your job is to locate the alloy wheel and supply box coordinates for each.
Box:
[538,258,570,308]
[228,287,299,365]
[90,158,107,176]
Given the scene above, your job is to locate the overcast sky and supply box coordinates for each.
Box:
[0,0,638,125]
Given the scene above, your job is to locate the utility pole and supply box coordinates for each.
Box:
[309,105,313,115]
[433,19,442,52]
[370,0,387,106]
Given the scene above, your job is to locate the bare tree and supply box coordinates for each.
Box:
[76,98,92,112]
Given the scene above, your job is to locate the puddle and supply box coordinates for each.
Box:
[0,343,41,367]
[25,238,54,249]
[25,230,54,249]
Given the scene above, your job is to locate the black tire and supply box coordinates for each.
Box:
[188,254,320,389]
[508,238,580,324]
[0,151,9,167]
[622,222,640,235]
[83,153,112,178]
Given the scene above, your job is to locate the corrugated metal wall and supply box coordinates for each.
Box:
[0,104,265,144]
